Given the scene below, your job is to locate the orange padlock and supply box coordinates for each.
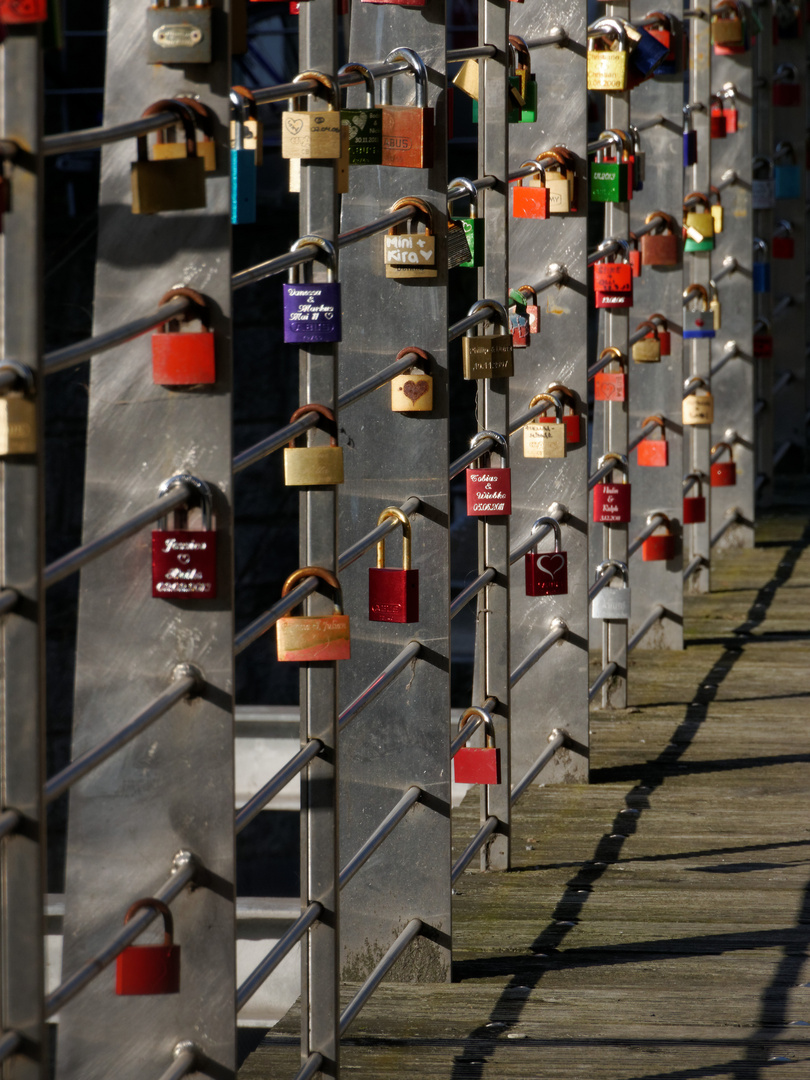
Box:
[636,415,668,467]
[152,287,216,386]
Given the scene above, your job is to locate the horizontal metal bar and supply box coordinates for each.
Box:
[712,258,737,283]
[335,206,414,250]
[628,419,659,453]
[753,318,768,335]
[45,674,197,804]
[772,295,793,319]
[629,324,652,347]
[634,113,664,131]
[588,352,615,380]
[511,728,566,805]
[588,240,620,266]
[339,786,422,889]
[46,853,196,1017]
[236,902,322,1011]
[42,110,178,155]
[44,482,191,588]
[449,304,497,342]
[235,576,319,656]
[524,29,569,47]
[509,398,563,436]
[447,174,497,206]
[339,919,423,1035]
[252,60,412,108]
[510,621,567,689]
[588,460,618,490]
[337,351,418,410]
[509,504,566,563]
[233,243,321,292]
[0,809,20,840]
[683,554,706,581]
[711,511,740,547]
[44,299,189,375]
[339,640,421,733]
[339,497,420,572]
[588,661,618,702]
[235,739,323,835]
[156,1048,196,1080]
[447,44,497,61]
[0,588,18,616]
[450,568,496,618]
[628,604,665,652]
[233,411,320,475]
[450,438,495,480]
[589,564,618,601]
[628,515,664,557]
[451,816,498,883]
[0,1032,21,1066]
[292,1053,324,1080]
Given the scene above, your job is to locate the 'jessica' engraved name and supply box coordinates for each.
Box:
[161,539,208,553]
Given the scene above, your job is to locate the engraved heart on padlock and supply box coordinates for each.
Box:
[177,554,191,565]
[353,113,367,132]
[314,116,325,126]
[285,118,304,135]
[403,380,430,402]
[536,554,565,578]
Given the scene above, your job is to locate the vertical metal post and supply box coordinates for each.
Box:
[0,22,46,1080]
[297,5,340,1074]
[752,2,773,504]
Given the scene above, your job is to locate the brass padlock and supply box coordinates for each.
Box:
[131,100,206,215]
[709,280,721,330]
[587,18,629,92]
[155,96,217,172]
[0,361,36,455]
[452,58,480,101]
[391,347,433,412]
[461,300,514,380]
[146,0,212,65]
[289,121,349,194]
[632,320,661,363]
[231,84,263,165]
[683,377,714,425]
[276,567,351,663]
[384,198,436,279]
[283,403,344,486]
[523,393,566,459]
[543,148,574,213]
[282,70,342,160]
[709,185,723,233]
[684,191,715,252]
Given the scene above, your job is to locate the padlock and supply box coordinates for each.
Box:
[508,36,537,122]
[230,93,257,226]
[592,452,631,523]
[640,212,679,268]
[682,377,714,425]
[452,59,480,101]
[710,93,727,139]
[391,347,433,412]
[594,347,625,401]
[282,71,341,160]
[628,22,670,82]
[632,320,660,364]
[523,394,566,459]
[643,11,677,75]
[276,567,351,662]
[449,176,483,268]
[339,62,383,166]
[711,0,745,51]
[648,313,671,356]
[593,241,633,309]
[384,198,436,280]
[774,141,801,200]
[508,294,529,348]
[683,105,698,167]
[379,48,434,169]
[230,84,263,164]
[461,300,514,380]
[629,126,645,191]
[751,157,775,210]
[772,220,795,260]
[516,286,539,336]
[447,220,472,272]
[684,192,714,253]
[708,280,722,330]
[590,132,628,203]
[772,63,801,106]
[587,18,628,92]
[628,233,642,278]
[151,287,216,386]
[283,404,343,486]
[642,513,676,561]
[608,127,635,196]
[543,148,575,214]
[368,507,419,623]
[466,430,511,517]
[116,899,180,996]
[710,441,736,486]
[683,471,707,524]
[513,161,550,219]
[591,560,632,620]
[283,236,341,344]
[721,83,738,133]
[637,416,668,466]
[152,474,217,598]
[683,286,715,339]
[709,186,724,234]
[362,0,424,9]
[524,516,568,596]
[146,0,211,65]
[0,0,47,21]
[131,100,206,215]
[155,97,216,172]
[0,361,36,455]
[753,331,773,358]
[453,708,501,785]
[546,383,581,444]
[752,238,770,294]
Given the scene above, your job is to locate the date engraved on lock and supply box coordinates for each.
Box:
[153,24,204,48]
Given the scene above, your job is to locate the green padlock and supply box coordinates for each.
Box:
[589,131,628,203]
[339,61,383,166]
[449,176,483,269]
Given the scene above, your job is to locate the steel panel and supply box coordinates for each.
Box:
[752,19,774,504]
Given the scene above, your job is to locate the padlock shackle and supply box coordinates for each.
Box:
[683,470,706,496]
[597,237,630,264]
[752,236,768,259]
[139,99,199,161]
[635,320,659,339]
[0,360,35,396]
[643,10,672,29]
[773,63,798,84]
[607,127,632,155]
[710,91,725,112]
[123,897,174,948]
[281,566,344,615]
[774,140,795,163]
[231,84,258,120]
[517,285,537,305]
[388,196,434,235]
[507,34,531,71]
[648,312,668,328]
[684,190,711,213]
[529,393,563,421]
[157,286,210,329]
[643,210,675,234]
[290,235,337,284]
[546,382,576,410]
[458,706,495,747]
[597,130,624,159]
[641,414,666,433]
[470,428,508,467]
[156,473,213,533]
[709,185,722,206]
[338,62,376,108]
[683,283,709,309]
[375,506,412,571]
[448,176,478,210]
[597,451,628,482]
[589,17,628,47]
[683,375,709,394]
[287,403,339,449]
[774,219,793,237]
[538,147,573,172]
[595,558,628,583]
[465,299,509,334]
[646,511,672,531]
[721,82,737,101]
[752,155,773,179]
[175,96,215,141]
[710,440,733,460]
[395,346,430,375]
[381,48,429,108]
[290,70,340,112]
[518,160,546,185]
[598,345,624,366]
[530,515,562,554]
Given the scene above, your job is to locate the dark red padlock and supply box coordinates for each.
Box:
[594,347,625,401]
[466,430,511,517]
[773,221,794,259]
[642,514,676,561]
[628,233,642,278]
[772,66,801,107]
[711,442,736,486]
[0,0,47,22]
[368,507,419,624]
[683,471,707,523]
[593,453,631,523]
[453,707,501,785]
[753,333,773,358]
[152,287,216,386]
[594,254,633,309]
[710,95,727,138]
[524,516,568,596]
[546,383,581,444]
[648,313,671,356]
[116,898,180,996]
[152,474,217,599]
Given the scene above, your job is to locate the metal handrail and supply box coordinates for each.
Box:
[452,817,498,883]
[628,604,666,651]
[589,662,618,701]
[235,739,323,835]
[450,569,496,619]
[511,728,566,805]
[0,810,19,840]
[339,641,421,732]
[510,620,568,688]
[339,786,422,888]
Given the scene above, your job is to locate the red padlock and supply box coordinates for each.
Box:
[116,898,180,996]
[0,0,47,22]
[453,707,501,785]
[642,513,677,561]
[152,474,217,599]
[594,246,633,309]
[711,441,737,486]
[545,383,581,444]
[772,65,801,106]
[683,471,707,523]
[524,516,568,596]
[641,212,680,267]
[152,287,216,386]
[466,430,511,517]
[594,347,625,402]
[636,415,669,467]
[648,313,671,356]
[722,85,739,132]
[772,220,794,259]
[628,233,642,278]
[513,161,550,219]
[710,94,727,138]
[593,452,631,523]
[368,507,419,624]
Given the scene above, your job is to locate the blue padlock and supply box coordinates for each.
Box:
[230,93,256,225]
[283,235,342,345]
[629,24,670,78]
[644,13,677,75]
[774,141,801,200]
[683,105,698,166]
[752,238,770,294]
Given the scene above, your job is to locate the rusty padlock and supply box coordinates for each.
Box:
[379,48,434,169]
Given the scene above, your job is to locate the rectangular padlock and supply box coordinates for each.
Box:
[523,420,566,459]
[368,510,418,623]
[593,481,631,523]
[594,371,625,401]
[524,520,568,596]
[637,438,668,467]
[0,395,36,455]
[0,0,48,21]
[683,495,706,524]
[466,467,511,516]
[276,568,350,662]
[591,582,631,620]
[116,900,180,996]
[454,744,500,785]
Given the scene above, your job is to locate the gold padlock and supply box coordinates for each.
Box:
[276,567,350,663]
[523,394,566,459]
[452,58,480,101]
[0,361,36,455]
[682,378,714,426]
[230,85,263,165]
[385,198,437,279]
[391,347,433,413]
[282,70,342,160]
[684,191,715,249]
[587,18,628,92]
[283,404,344,486]
[710,185,723,233]
[544,146,575,213]
[154,97,217,173]
[461,300,514,380]
[632,320,661,363]
[709,280,721,330]
[131,100,206,215]
[289,120,349,195]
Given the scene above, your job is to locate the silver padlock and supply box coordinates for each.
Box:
[591,559,631,620]
[146,0,212,65]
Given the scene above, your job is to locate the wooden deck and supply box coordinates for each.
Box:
[242,509,810,1079]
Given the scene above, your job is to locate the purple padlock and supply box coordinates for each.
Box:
[283,234,342,345]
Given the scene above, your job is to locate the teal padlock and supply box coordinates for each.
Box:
[774,141,801,200]
[231,93,256,225]
[339,61,383,166]
[589,133,628,202]
[449,176,483,269]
